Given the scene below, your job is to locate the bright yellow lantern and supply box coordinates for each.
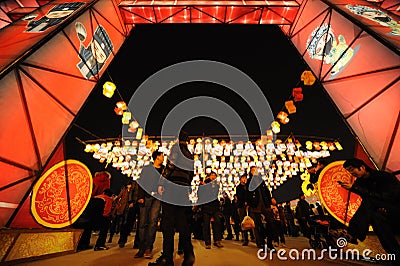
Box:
[103,81,116,98]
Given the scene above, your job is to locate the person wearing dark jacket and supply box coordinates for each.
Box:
[201,172,224,249]
[135,151,165,259]
[149,131,195,266]
[247,166,274,249]
[296,194,311,238]
[341,158,400,260]
[236,174,250,245]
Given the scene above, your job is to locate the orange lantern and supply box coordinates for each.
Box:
[277,111,289,124]
[292,87,304,102]
[103,81,116,98]
[128,120,139,133]
[285,100,296,114]
[114,101,127,115]
[301,70,316,86]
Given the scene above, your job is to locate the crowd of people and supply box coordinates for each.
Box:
[73,135,400,266]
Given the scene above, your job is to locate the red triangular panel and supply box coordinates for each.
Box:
[290,8,330,79]
[93,0,126,36]
[0,71,38,169]
[129,7,157,23]
[20,71,74,166]
[21,65,95,115]
[0,162,33,189]
[279,25,291,34]
[225,7,257,23]
[9,194,42,228]
[155,7,186,23]
[261,8,288,24]
[324,68,400,116]
[266,7,298,24]
[386,120,400,173]
[231,9,261,24]
[347,83,400,168]
[43,141,65,173]
[0,179,34,227]
[24,33,84,79]
[192,6,226,23]
[291,0,329,37]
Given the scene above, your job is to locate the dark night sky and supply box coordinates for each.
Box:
[66,24,357,201]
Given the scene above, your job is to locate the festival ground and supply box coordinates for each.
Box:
[19,231,391,266]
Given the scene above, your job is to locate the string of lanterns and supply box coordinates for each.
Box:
[93,69,342,203]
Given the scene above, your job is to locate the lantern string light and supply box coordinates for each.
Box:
[80,133,343,203]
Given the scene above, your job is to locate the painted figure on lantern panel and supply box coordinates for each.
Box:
[346,5,400,36]
[306,24,360,80]
[24,2,85,33]
[75,22,114,79]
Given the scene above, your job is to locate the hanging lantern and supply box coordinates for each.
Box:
[84,144,93,153]
[334,141,343,150]
[271,121,280,134]
[277,111,289,124]
[285,100,296,114]
[114,101,127,115]
[292,87,304,102]
[121,111,132,124]
[301,70,316,85]
[103,81,116,98]
[136,128,143,140]
[128,120,139,133]
[305,141,313,150]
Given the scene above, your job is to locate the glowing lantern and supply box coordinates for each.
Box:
[335,141,343,150]
[136,128,143,140]
[122,112,132,124]
[292,87,304,102]
[313,141,321,150]
[103,81,116,98]
[301,70,316,85]
[277,111,289,124]
[320,141,328,150]
[285,100,296,114]
[84,144,92,153]
[114,101,127,115]
[305,141,313,150]
[128,120,139,133]
[271,121,280,134]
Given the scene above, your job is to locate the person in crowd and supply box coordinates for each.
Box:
[135,151,165,259]
[93,188,114,251]
[191,205,203,240]
[231,194,241,241]
[283,201,298,237]
[308,159,328,184]
[340,158,400,259]
[236,174,250,245]
[117,180,140,248]
[295,194,311,238]
[92,171,111,197]
[149,130,195,266]
[221,192,235,240]
[107,193,120,243]
[271,198,286,247]
[74,192,107,250]
[201,172,224,249]
[247,166,274,250]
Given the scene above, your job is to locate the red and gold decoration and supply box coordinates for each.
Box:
[31,160,92,228]
[318,160,362,225]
